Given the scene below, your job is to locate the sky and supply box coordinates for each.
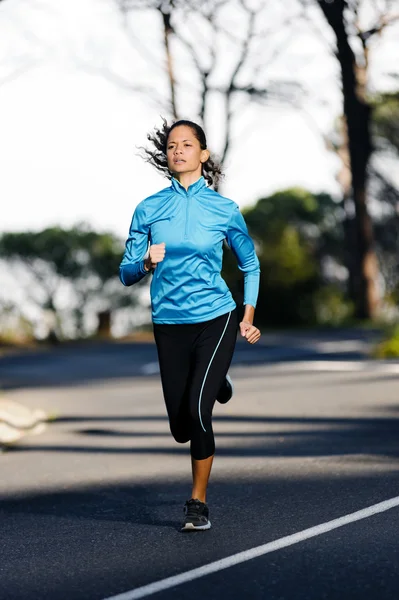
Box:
[0,0,398,240]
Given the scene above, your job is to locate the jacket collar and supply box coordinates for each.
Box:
[171,176,206,197]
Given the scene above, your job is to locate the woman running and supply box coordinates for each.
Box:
[119,119,261,531]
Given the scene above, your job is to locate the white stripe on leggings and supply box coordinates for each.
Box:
[198,311,232,433]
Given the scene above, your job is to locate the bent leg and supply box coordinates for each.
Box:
[153,324,194,444]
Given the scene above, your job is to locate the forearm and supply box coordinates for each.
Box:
[243,270,260,318]
[243,304,255,325]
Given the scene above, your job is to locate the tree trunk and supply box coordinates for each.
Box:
[43,296,59,343]
[339,51,379,318]
[336,116,357,304]
[97,310,112,338]
[318,0,380,319]
[160,9,178,120]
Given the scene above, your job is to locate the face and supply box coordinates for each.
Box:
[166,125,210,178]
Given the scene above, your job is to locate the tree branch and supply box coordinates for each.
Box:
[159,7,178,118]
[76,60,171,112]
[0,60,42,88]
[358,12,399,42]
[118,3,168,73]
[219,1,259,162]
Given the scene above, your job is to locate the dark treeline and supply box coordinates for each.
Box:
[1,181,399,343]
[0,225,142,342]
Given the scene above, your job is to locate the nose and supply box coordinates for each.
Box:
[174,146,182,155]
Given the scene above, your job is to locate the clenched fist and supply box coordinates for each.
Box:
[144,242,166,271]
[239,320,261,344]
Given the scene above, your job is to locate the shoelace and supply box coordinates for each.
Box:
[185,500,204,519]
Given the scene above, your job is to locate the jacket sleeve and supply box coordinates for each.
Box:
[226,204,260,307]
[119,202,150,286]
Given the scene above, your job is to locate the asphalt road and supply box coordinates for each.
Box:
[0,328,381,390]
[1,331,399,600]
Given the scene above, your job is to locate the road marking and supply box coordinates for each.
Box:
[272,360,399,374]
[103,495,399,600]
[140,359,399,376]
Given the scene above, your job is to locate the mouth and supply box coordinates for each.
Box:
[173,159,186,164]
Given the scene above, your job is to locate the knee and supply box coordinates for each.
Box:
[169,423,190,444]
[172,431,190,444]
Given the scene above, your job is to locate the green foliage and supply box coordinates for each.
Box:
[262,226,317,286]
[373,92,399,153]
[373,323,399,358]
[0,225,122,282]
[244,188,316,230]
[243,188,339,227]
[369,93,399,296]
[314,286,354,326]
[0,303,35,347]
[0,224,136,340]
[223,187,346,327]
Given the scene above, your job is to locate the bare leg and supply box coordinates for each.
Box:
[191,454,214,503]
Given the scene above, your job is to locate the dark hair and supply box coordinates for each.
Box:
[141,118,223,189]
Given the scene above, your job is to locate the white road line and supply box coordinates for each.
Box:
[272,360,399,373]
[103,495,399,600]
[140,359,399,376]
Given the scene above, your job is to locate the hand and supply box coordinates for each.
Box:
[144,242,166,271]
[239,320,261,344]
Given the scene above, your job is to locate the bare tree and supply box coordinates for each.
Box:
[111,0,302,172]
[298,0,399,319]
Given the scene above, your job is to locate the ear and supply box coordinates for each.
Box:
[200,149,210,164]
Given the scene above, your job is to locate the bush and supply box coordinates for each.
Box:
[373,323,399,358]
[224,187,345,328]
[314,286,354,326]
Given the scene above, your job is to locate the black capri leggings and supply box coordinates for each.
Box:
[153,309,238,460]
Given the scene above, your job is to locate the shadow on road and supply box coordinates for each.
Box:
[8,410,399,460]
[0,329,381,391]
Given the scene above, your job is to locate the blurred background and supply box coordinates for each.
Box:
[3,4,399,595]
[1,0,399,353]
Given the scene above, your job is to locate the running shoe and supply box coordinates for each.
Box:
[216,373,234,404]
[181,499,211,531]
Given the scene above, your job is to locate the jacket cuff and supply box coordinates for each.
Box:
[139,260,150,275]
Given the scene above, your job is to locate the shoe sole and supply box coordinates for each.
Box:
[181,521,212,531]
[226,374,234,396]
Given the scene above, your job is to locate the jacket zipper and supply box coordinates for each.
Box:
[184,190,189,240]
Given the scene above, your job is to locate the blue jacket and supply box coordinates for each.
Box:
[119,176,260,324]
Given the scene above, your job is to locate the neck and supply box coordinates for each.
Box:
[174,170,202,190]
